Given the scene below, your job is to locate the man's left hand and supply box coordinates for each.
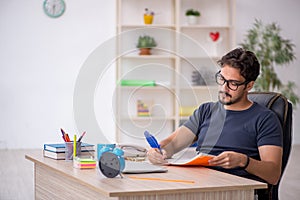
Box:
[208,151,248,169]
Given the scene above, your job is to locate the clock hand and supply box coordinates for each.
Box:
[52,4,56,15]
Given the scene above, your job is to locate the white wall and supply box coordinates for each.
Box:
[0,0,116,148]
[0,0,299,149]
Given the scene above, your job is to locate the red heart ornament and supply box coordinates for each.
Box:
[210,32,220,42]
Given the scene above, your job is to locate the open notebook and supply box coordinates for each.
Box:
[167,152,214,166]
[167,147,215,166]
[123,161,168,174]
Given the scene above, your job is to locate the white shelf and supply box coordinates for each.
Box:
[180,86,218,90]
[180,25,232,29]
[119,24,176,29]
[118,86,175,90]
[121,55,176,59]
[179,116,190,121]
[122,116,176,121]
[116,0,236,143]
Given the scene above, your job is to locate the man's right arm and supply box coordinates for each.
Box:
[147,126,197,164]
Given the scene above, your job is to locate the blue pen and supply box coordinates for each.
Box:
[144,130,163,155]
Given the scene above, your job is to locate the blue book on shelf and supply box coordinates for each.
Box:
[44,143,94,153]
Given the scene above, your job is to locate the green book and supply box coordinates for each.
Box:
[120,79,156,86]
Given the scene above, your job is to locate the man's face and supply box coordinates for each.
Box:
[217,65,248,106]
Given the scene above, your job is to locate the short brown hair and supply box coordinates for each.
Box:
[217,48,260,81]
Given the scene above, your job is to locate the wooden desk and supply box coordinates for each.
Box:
[25,150,267,200]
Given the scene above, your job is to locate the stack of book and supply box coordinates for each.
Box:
[43,143,95,160]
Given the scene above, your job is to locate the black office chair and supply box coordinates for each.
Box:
[248,92,293,200]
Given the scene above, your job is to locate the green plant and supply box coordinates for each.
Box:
[185,9,200,16]
[136,35,157,48]
[240,19,299,107]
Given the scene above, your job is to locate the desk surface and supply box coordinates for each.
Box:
[25,150,267,198]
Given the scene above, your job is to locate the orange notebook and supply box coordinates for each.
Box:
[167,153,215,166]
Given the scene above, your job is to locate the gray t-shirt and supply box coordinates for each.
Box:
[183,101,282,181]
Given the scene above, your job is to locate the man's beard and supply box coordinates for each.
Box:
[218,91,243,106]
[218,91,233,105]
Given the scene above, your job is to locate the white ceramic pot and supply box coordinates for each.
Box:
[186,16,199,25]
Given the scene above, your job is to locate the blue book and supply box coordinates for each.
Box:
[44,143,94,153]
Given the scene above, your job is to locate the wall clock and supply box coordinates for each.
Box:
[43,0,66,18]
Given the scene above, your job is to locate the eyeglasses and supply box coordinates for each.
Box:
[215,71,249,91]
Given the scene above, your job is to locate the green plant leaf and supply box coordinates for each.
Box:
[185,9,200,16]
[136,35,157,48]
[240,19,298,107]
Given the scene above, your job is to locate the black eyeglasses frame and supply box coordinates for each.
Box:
[215,71,250,91]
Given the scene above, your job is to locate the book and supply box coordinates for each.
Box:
[120,79,156,87]
[179,106,197,116]
[43,149,95,160]
[167,152,215,166]
[44,143,94,153]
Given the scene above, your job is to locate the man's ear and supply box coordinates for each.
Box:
[246,81,254,91]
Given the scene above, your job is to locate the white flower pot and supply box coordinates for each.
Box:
[186,16,199,25]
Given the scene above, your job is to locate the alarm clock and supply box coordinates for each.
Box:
[98,147,125,178]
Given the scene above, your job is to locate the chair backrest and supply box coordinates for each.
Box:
[248,92,293,200]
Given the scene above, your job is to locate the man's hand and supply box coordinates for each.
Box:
[147,148,168,165]
[208,151,247,169]
[208,146,282,185]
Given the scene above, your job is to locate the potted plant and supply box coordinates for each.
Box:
[240,19,299,106]
[185,9,201,25]
[136,35,157,55]
[144,8,155,24]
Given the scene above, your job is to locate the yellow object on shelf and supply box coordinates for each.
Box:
[180,106,197,116]
[144,15,153,24]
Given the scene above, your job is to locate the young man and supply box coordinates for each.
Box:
[147,48,283,187]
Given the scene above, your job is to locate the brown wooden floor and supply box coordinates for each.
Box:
[0,145,299,200]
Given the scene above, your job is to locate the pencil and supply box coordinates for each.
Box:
[128,176,195,184]
[77,131,86,142]
[73,134,77,159]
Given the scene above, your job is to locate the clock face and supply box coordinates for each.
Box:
[43,0,66,18]
[99,152,121,178]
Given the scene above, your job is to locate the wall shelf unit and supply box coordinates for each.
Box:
[115,0,236,145]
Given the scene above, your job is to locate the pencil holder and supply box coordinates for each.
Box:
[65,141,81,160]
